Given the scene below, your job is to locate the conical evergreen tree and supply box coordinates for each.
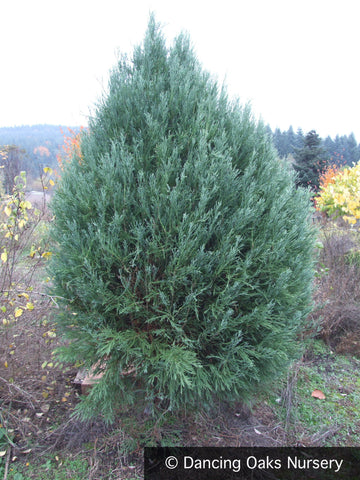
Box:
[293,130,328,190]
[49,17,316,422]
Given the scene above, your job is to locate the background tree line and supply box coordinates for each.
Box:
[270,126,360,191]
[270,125,360,167]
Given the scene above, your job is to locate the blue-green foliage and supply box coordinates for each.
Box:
[49,17,316,422]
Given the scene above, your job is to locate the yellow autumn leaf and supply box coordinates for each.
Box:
[1,251,7,263]
[26,302,34,311]
[41,251,52,259]
[4,205,11,216]
[4,361,8,368]
[14,308,23,318]
[49,179,55,186]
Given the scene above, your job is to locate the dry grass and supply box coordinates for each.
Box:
[312,217,360,355]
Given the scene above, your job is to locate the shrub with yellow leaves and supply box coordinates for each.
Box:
[315,161,360,224]
[0,167,53,326]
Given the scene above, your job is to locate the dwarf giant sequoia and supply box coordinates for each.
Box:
[50,17,316,422]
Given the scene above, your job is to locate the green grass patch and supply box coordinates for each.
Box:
[2,454,89,480]
[271,340,360,445]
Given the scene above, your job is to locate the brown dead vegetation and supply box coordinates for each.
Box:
[312,217,360,356]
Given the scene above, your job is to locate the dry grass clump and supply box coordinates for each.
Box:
[313,217,360,355]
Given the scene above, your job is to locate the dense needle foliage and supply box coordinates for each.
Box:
[293,130,327,190]
[49,17,316,422]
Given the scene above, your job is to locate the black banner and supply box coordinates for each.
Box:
[144,447,360,479]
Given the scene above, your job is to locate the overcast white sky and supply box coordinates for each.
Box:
[1,0,359,140]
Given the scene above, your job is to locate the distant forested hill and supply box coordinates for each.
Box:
[0,125,80,178]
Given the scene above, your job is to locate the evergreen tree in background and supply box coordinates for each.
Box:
[270,127,360,171]
[49,17,316,422]
[323,132,360,167]
[293,130,328,190]
[272,126,298,158]
[295,128,305,150]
